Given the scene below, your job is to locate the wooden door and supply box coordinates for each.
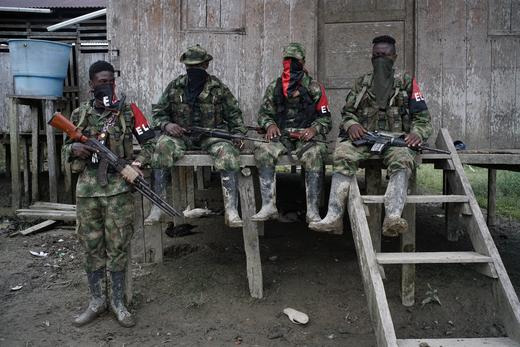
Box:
[318,0,415,139]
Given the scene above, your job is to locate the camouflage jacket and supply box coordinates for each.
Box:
[62,101,155,198]
[152,74,246,134]
[341,72,432,141]
[257,73,331,135]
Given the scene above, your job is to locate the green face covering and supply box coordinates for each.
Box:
[372,56,394,109]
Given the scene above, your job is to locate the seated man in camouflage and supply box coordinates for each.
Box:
[310,35,432,235]
[252,42,331,224]
[151,44,246,228]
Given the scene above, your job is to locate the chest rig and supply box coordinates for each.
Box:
[351,73,411,133]
[272,77,317,130]
[75,103,134,185]
[169,76,225,130]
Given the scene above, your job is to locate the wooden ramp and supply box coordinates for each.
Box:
[347,128,520,347]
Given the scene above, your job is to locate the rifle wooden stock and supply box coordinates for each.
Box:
[48,112,88,143]
[47,112,182,217]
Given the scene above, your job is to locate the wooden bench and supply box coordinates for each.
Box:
[138,152,451,299]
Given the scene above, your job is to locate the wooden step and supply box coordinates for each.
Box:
[376,251,492,265]
[398,337,520,347]
[362,194,469,204]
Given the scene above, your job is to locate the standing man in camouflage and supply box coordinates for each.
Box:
[310,36,432,235]
[252,43,331,224]
[151,44,246,228]
[63,61,155,327]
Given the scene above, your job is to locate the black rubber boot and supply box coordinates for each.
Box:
[110,271,135,328]
[72,268,107,327]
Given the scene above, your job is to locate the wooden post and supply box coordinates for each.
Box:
[31,105,39,203]
[401,169,416,307]
[21,137,30,206]
[238,167,263,299]
[8,97,21,209]
[487,168,497,227]
[171,167,186,225]
[365,165,382,252]
[44,100,58,202]
[144,222,163,264]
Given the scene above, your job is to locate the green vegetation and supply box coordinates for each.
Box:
[417,164,520,220]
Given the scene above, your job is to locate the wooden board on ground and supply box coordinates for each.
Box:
[30,202,76,211]
[16,209,76,221]
[18,220,57,236]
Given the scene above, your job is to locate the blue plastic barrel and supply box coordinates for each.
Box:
[8,39,72,97]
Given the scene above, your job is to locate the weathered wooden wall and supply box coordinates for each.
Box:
[417,0,520,149]
[108,0,520,150]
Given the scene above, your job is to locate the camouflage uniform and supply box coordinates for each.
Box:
[150,44,245,228]
[151,74,245,171]
[333,72,432,176]
[252,43,331,224]
[62,102,154,272]
[254,43,331,170]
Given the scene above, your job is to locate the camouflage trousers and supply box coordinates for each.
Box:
[76,192,134,273]
[333,139,416,176]
[254,135,327,172]
[152,135,241,172]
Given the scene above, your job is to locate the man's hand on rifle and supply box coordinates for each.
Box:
[347,123,367,141]
[71,143,97,159]
[232,138,244,150]
[405,133,422,147]
[301,127,317,141]
[164,122,187,137]
[265,124,281,141]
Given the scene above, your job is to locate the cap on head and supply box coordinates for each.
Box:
[282,42,305,60]
[180,44,213,65]
[372,35,396,45]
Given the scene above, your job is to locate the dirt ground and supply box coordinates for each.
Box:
[1,173,519,347]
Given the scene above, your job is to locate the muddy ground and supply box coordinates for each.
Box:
[1,173,519,346]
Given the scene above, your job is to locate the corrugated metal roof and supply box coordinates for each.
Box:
[0,0,106,8]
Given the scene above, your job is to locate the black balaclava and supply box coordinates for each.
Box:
[281,58,304,97]
[185,67,208,106]
[372,56,395,109]
[93,84,118,109]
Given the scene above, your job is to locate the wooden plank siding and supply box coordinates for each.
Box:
[417,0,520,149]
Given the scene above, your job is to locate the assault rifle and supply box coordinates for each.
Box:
[351,131,450,155]
[188,126,268,143]
[48,113,182,218]
[246,125,329,144]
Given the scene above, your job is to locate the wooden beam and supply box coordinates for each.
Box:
[487,168,497,227]
[365,165,382,252]
[30,202,76,210]
[238,167,263,299]
[31,105,39,203]
[16,209,76,221]
[348,179,397,347]
[144,222,163,264]
[18,220,57,236]
[436,128,520,342]
[401,170,416,307]
[397,337,520,347]
[21,137,30,206]
[44,101,58,203]
[362,195,469,204]
[8,97,21,209]
[377,251,492,264]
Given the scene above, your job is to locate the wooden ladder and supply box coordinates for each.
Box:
[347,128,520,347]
